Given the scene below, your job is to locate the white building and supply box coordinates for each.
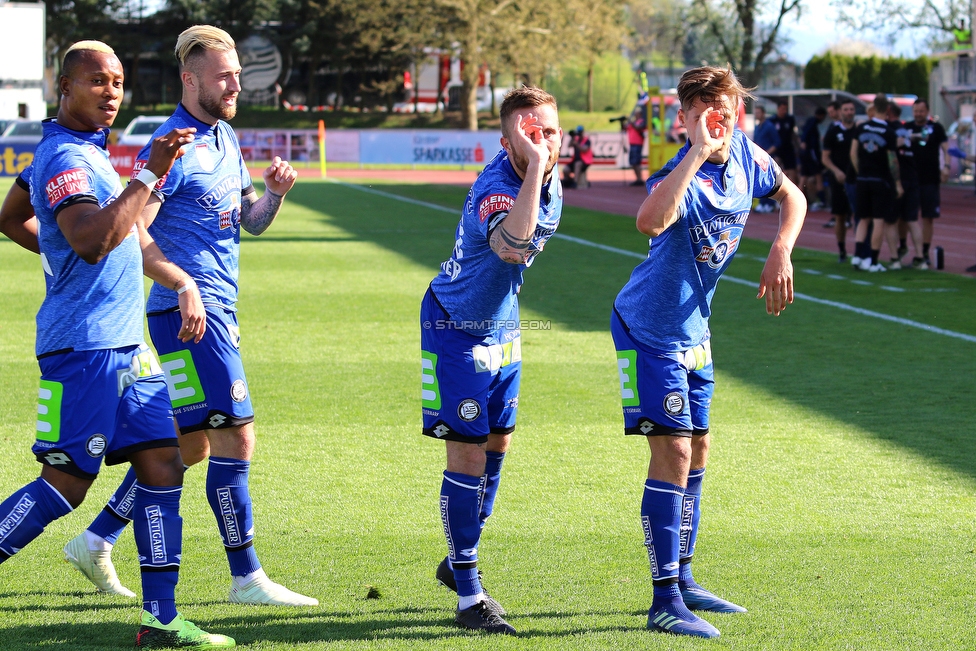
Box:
[0,2,46,120]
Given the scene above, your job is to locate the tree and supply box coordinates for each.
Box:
[832,0,971,51]
[689,0,803,89]
[566,0,629,112]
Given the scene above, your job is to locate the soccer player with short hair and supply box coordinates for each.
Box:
[0,40,235,648]
[821,99,858,262]
[908,98,949,266]
[421,86,563,634]
[63,25,316,608]
[850,93,903,272]
[612,65,805,638]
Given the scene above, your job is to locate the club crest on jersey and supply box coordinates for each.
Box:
[218,202,241,230]
[734,171,747,194]
[45,168,90,207]
[695,230,741,269]
[194,144,215,172]
[479,193,514,222]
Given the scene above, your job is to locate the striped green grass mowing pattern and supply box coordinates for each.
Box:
[0,176,975,650]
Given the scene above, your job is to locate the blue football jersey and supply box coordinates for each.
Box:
[138,104,254,313]
[614,129,782,352]
[29,121,144,356]
[429,150,562,335]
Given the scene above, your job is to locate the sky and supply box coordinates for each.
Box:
[780,2,934,63]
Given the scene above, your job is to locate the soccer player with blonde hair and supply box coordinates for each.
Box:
[64,25,316,610]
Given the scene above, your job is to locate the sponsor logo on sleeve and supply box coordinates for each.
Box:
[131,159,168,190]
[752,143,770,172]
[478,193,515,222]
[45,169,90,207]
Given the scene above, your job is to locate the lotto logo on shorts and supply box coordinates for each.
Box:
[45,168,90,208]
[36,380,63,443]
[159,350,206,408]
[421,351,441,410]
[616,350,639,407]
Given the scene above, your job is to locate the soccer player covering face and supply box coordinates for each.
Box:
[0,40,237,648]
[612,66,805,638]
[63,26,316,609]
[420,87,563,634]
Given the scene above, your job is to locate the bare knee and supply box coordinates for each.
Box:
[39,467,93,509]
[129,446,185,487]
[179,429,210,466]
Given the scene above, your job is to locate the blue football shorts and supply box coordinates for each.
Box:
[33,344,177,479]
[420,288,521,444]
[610,310,714,437]
[149,306,254,433]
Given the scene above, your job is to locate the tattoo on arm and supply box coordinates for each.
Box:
[240,190,282,236]
[490,224,533,263]
[887,151,900,182]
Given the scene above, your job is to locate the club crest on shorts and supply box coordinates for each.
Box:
[663,392,685,416]
[86,434,107,457]
[457,399,481,422]
[230,379,248,403]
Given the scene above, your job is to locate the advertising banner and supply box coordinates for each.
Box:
[359,130,503,165]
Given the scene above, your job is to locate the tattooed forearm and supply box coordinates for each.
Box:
[887,151,900,183]
[240,190,283,236]
[489,224,533,264]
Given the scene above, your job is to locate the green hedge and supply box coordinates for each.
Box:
[804,54,933,99]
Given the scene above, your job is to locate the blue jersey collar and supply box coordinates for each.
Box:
[43,118,111,149]
[175,103,219,134]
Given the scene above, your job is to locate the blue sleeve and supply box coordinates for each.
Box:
[473,173,519,239]
[37,147,99,215]
[746,136,782,198]
[16,165,31,191]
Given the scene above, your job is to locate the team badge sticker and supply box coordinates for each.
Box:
[457,399,481,422]
[663,392,685,416]
[230,379,248,403]
[86,433,107,457]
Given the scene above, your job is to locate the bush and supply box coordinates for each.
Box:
[804,53,933,99]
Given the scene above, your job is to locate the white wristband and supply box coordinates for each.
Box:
[134,167,160,189]
[176,280,192,295]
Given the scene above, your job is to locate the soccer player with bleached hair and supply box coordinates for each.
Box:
[421,86,563,634]
[62,25,317,609]
[0,39,236,648]
[611,65,805,638]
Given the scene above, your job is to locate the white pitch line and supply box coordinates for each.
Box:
[335,181,976,344]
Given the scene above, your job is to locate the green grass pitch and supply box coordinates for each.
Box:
[1,175,975,650]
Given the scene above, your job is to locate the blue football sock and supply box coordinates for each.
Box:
[641,479,684,609]
[88,466,138,545]
[679,468,705,586]
[478,451,505,529]
[132,482,182,625]
[440,470,483,598]
[206,456,260,577]
[0,478,72,561]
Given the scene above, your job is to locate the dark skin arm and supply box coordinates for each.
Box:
[57,128,193,264]
[0,181,39,253]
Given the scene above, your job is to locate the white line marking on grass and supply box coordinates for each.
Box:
[338,182,976,344]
